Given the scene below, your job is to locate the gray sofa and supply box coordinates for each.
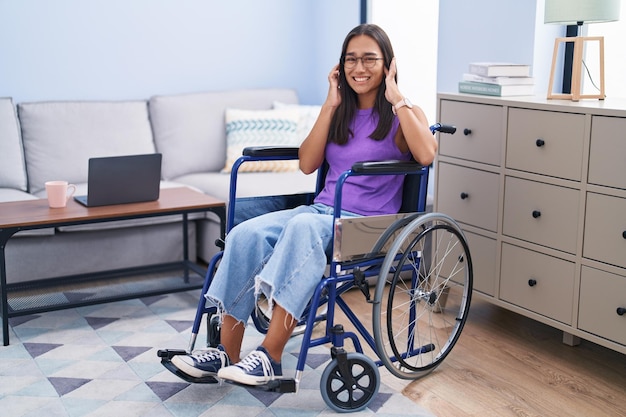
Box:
[0,89,317,285]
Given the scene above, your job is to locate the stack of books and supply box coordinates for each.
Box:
[459,62,534,97]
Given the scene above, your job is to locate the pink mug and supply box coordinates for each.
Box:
[45,180,77,208]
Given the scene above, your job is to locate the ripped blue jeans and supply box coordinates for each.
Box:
[205,203,360,325]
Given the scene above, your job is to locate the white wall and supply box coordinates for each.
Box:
[369,0,440,124]
[369,0,440,199]
[533,0,565,95]
[587,2,626,99]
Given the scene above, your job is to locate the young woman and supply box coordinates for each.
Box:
[172,23,437,386]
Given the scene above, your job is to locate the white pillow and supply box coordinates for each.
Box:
[223,108,302,173]
[273,101,322,143]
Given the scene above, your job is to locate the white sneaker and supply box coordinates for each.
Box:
[171,345,230,378]
[217,346,282,386]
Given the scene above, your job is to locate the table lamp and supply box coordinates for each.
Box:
[545,0,621,101]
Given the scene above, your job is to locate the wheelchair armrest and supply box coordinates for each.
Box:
[430,123,456,135]
[351,160,424,174]
[242,146,300,158]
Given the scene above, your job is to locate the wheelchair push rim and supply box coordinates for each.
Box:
[372,212,473,379]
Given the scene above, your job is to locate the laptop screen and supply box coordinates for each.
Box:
[75,153,162,207]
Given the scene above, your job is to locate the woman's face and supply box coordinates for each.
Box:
[343,34,385,106]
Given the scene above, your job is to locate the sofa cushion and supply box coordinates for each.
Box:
[0,98,28,191]
[149,89,299,180]
[0,187,38,203]
[18,101,155,194]
[172,171,317,202]
[0,188,55,236]
[223,108,301,173]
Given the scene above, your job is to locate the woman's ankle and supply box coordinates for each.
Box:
[259,344,282,364]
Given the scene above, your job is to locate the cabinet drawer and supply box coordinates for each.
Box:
[465,231,497,296]
[500,243,575,325]
[503,176,579,254]
[439,100,503,166]
[588,116,626,190]
[506,108,585,181]
[583,193,626,269]
[579,266,626,346]
[437,162,500,232]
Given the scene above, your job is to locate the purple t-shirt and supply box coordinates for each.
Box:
[314,108,410,216]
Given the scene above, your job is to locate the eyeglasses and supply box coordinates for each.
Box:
[343,56,384,69]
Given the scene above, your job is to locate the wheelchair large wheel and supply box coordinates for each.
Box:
[372,213,472,379]
[320,352,380,413]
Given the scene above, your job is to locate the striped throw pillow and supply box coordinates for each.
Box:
[222,108,302,173]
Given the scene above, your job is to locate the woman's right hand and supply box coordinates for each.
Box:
[299,64,341,173]
[325,64,342,108]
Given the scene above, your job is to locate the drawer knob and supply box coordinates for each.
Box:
[536,138,545,147]
[617,307,626,316]
[463,128,472,136]
[460,192,469,200]
[528,279,537,287]
[532,210,541,219]
[622,231,626,240]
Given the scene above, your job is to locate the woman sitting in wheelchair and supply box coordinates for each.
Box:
[172,23,438,386]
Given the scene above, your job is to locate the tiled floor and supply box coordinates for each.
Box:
[1,290,435,416]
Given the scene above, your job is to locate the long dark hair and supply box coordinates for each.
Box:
[329,24,396,145]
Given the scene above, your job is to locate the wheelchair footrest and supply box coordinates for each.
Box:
[158,349,220,384]
[157,348,187,359]
[267,378,297,393]
[228,378,297,393]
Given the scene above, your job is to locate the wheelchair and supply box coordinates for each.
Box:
[158,123,472,413]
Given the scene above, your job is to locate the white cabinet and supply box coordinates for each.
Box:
[579,267,626,346]
[436,162,500,232]
[438,100,503,166]
[436,93,626,355]
[583,192,626,269]
[502,177,579,254]
[588,116,626,189]
[506,108,585,181]
[500,243,575,325]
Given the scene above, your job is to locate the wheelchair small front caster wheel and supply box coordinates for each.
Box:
[320,352,380,413]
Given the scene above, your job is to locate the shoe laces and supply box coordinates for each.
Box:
[238,350,275,378]
[192,348,226,364]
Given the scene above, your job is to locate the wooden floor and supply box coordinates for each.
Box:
[340,289,626,417]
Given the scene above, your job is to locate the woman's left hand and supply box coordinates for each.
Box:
[385,57,403,106]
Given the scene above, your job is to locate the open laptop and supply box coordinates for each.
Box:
[74,153,162,207]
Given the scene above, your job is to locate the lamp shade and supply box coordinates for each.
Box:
[545,0,621,24]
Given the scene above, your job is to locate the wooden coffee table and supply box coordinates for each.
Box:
[0,187,225,345]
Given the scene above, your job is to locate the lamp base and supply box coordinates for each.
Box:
[547,36,605,101]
